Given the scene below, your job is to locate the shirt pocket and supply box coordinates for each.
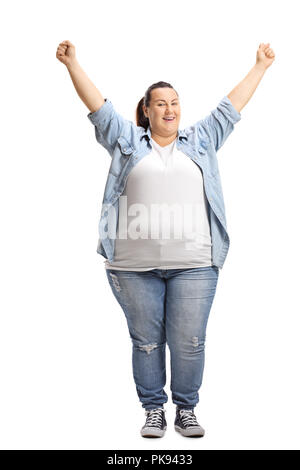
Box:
[197,137,220,178]
[198,137,210,155]
[117,135,135,157]
[109,136,135,177]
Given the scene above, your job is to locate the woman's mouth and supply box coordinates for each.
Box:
[163,117,175,122]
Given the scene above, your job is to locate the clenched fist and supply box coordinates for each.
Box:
[56,40,76,66]
[256,43,275,70]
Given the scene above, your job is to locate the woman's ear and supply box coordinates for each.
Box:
[143,105,148,119]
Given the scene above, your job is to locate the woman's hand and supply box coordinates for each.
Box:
[256,43,275,70]
[56,40,77,67]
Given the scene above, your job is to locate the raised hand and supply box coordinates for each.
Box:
[256,43,275,70]
[56,40,77,67]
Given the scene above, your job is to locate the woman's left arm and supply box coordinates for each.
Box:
[227,43,276,114]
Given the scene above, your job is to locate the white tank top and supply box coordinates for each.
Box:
[105,137,212,270]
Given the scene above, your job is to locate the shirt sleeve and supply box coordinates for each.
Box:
[196,95,242,152]
[87,98,130,157]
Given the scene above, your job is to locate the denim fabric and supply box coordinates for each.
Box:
[88,95,241,269]
[106,266,219,410]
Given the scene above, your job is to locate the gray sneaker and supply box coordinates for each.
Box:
[174,407,205,437]
[140,407,167,438]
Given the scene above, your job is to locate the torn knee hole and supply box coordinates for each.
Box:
[139,343,158,355]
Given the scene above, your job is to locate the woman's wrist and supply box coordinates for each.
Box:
[254,62,267,73]
[66,59,79,71]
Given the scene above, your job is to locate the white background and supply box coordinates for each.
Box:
[1,0,299,451]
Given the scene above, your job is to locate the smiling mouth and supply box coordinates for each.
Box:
[163,117,175,122]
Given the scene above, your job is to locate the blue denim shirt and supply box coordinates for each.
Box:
[87,95,241,269]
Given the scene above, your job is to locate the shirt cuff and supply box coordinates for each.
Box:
[220,95,242,124]
[87,98,114,126]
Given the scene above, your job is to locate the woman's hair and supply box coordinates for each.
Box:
[136,81,179,130]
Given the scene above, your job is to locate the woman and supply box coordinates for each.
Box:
[56,40,275,438]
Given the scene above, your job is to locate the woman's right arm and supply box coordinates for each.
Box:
[57,40,134,157]
[56,40,104,113]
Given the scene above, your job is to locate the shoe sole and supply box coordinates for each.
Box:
[175,425,205,437]
[141,426,167,438]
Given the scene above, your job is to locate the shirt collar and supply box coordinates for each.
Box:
[140,125,188,143]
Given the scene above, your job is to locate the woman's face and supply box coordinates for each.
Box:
[142,87,181,139]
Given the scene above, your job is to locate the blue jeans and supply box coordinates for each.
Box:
[105,266,219,410]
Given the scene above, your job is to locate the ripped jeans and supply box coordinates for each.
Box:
[105,266,219,410]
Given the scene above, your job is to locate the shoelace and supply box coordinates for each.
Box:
[179,409,199,427]
[145,408,165,427]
